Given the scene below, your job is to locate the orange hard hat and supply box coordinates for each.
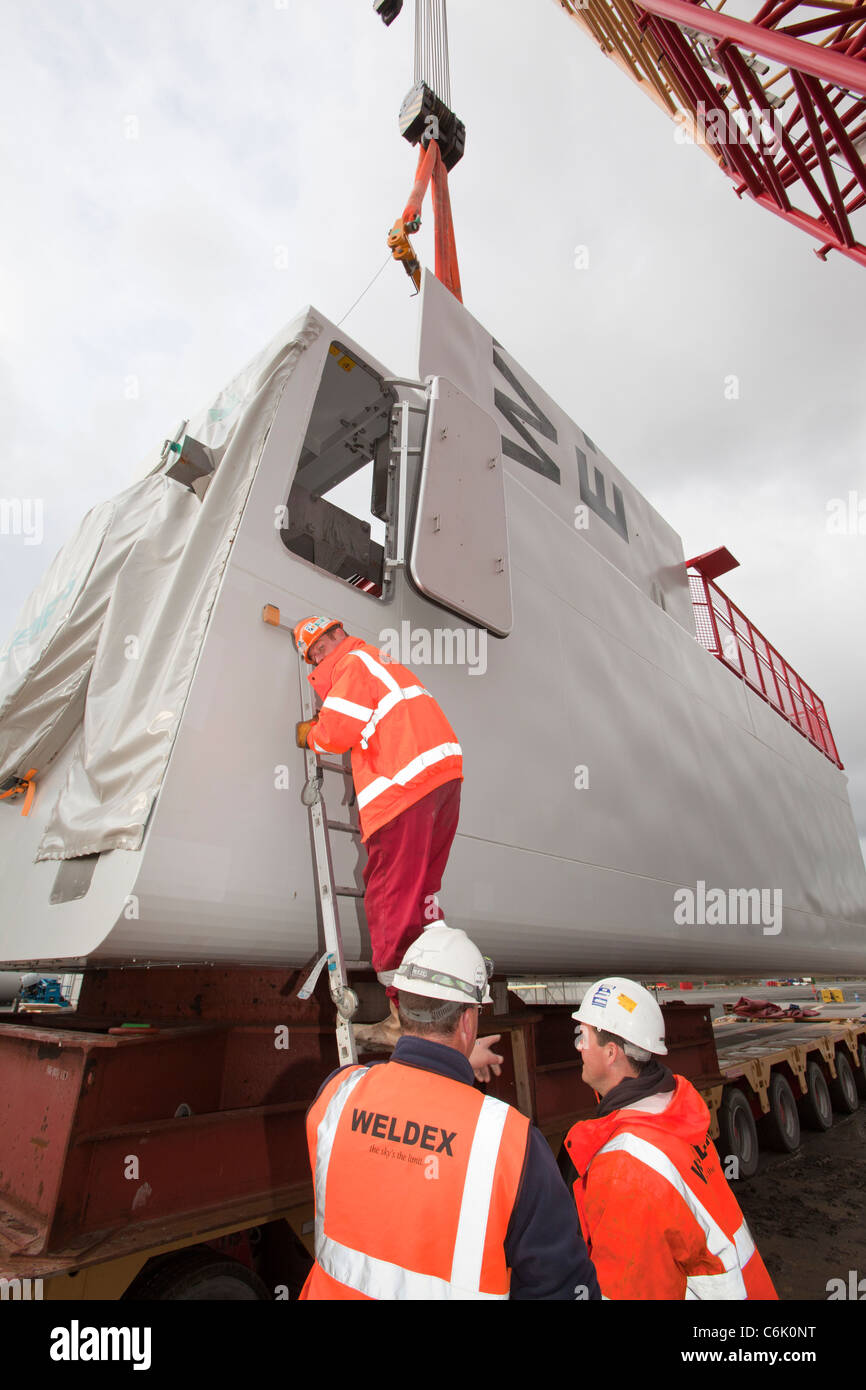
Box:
[293,615,343,663]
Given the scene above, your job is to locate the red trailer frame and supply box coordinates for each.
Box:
[0,968,720,1298]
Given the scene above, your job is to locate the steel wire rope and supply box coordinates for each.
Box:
[336,253,392,326]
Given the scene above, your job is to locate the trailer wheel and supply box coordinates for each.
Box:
[123,1246,271,1301]
[855,1042,866,1100]
[828,1051,859,1114]
[717,1088,759,1178]
[757,1073,800,1153]
[798,1061,833,1131]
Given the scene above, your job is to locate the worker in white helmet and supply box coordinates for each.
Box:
[301,925,600,1301]
[558,977,777,1301]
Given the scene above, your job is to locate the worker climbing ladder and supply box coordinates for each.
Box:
[262,604,360,1065]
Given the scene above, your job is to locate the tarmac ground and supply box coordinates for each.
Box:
[735,1102,866,1302]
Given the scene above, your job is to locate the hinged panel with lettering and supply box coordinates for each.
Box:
[409,377,512,635]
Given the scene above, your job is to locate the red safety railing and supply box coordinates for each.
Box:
[688,570,842,768]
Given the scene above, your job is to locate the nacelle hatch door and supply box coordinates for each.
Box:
[409,376,512,636]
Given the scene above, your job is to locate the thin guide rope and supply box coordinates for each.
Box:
[337,254,392,327]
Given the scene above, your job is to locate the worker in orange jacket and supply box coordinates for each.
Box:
[558,977,778,1301]
[294,615,463,1049]
[301,925,601,1300]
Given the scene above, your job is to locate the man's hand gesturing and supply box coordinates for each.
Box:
[470,1034,504,1084]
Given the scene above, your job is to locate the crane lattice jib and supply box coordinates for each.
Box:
[556,0,866,265]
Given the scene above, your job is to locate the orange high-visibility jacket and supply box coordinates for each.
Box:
[300,1058,530,1300]
[563,1076,778,1301]
[306,636,462,841]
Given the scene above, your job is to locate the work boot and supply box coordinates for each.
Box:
[353,999,401,1053]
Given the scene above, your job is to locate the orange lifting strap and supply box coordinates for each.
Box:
[0,768,37,817]
[389,140,462,302]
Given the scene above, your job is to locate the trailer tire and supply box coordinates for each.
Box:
[717,1087,759,1178]
[757,1072,800,1153]
[798,1061,833,1131]
[828,1051,859,1114]
[123,1246,271,1301]
[855,1042,866,1099]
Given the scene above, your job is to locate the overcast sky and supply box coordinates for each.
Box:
[2,0,864,857]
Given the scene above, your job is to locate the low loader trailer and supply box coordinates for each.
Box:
[1,971,864,1300]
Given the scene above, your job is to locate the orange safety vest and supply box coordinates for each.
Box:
[307,636,462,840]
[301,1059,530,1300]
[564,1077,778,1301]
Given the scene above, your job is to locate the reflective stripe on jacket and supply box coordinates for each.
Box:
[563,1076,777,1301]
[300,1058,531,1300]
[307,636,462,840]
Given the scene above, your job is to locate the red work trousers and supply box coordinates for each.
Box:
[362,778,462,977]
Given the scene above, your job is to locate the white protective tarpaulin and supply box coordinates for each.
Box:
[1,309,323,860]
[0,491,141,784]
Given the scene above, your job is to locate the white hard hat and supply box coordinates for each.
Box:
[572,977,667,1055]
[393,924,493,1006]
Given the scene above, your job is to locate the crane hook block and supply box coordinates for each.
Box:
[374,0,403,24]
[398,81,465,172]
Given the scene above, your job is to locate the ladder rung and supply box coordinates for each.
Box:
[317,759,353,776]
[335,886,365,898]
[327,820,361,834]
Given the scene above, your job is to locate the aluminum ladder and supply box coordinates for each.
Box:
[262,605,361,1065]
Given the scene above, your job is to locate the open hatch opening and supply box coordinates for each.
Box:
[281,343,395,596]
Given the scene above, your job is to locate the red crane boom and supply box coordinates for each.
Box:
[556,0,866,265]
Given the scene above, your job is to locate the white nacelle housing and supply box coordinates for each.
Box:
[0,278,864,979]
